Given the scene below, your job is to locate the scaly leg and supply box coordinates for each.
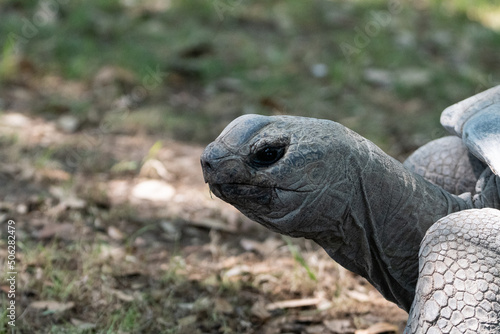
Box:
[405,208,500,333]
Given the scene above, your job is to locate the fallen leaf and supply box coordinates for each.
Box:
[34,223,75,240]
[99,245,125,260]
[240,237,284,256]
[107,226,125,240]
[347,289,371,302]
[0,285,11,294]
[306,325,327,334]
[63,197,86,209]
[139,159,169,180]
[240,238,261,251]
[106,288,135,302]
[324,319,354,333]
[254,273,280,286]
[202,274,219,287]
[37,168,71,182]
[29,300,75,313]
[70,318,96,330]
[193,297,212,312]
[317,299,333,311]
[177,315,197,327]
[46,195,86,217]
[160,220,181,241]
[266,297,322,311]
[49,187,86,208]
[214,298,234,314]
[355,322,399,334]
[251,300,271,320]
[224,265,250,278]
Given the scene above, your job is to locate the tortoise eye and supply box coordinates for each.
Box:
[251,146,286,167]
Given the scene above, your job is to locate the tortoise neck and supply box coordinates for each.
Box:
[314,136,473,311]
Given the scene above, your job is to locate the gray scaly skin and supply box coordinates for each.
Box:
[405,208,500,333]
[201,87,500,332]
[403,85,500,199]
[400,86,500,333]
[200,114,500,313]
[403,136,486,195]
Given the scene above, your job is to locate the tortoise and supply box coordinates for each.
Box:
[200,86,500,333]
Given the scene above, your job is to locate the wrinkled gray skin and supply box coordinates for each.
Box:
[200,87,500,333]
[403,136,486,195]
[406,209,500,333]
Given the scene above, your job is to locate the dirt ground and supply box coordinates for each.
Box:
[0,78,408,333]
[0,77,407,333]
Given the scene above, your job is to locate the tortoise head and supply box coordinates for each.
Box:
[200,114,356,237]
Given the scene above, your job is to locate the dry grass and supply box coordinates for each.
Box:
[0,108,407,333]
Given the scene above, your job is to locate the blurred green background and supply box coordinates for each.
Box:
[1,0,499,157]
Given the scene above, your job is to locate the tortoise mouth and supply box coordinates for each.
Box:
[209,182,314,208]
[209,183,273,206]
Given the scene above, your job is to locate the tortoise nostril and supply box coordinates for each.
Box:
[201,142,233,177]
[200,157,213,172]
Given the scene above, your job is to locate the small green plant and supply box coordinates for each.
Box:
[0,304,9,332]
[162,255,186,284]
[143,140,163,163]
[34,147,57,169]
[119,305,141,332]
[283,236,317,281]
[0,41,17,82]
[110,160,139,174]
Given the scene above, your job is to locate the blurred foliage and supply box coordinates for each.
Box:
[1,0,499,157]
